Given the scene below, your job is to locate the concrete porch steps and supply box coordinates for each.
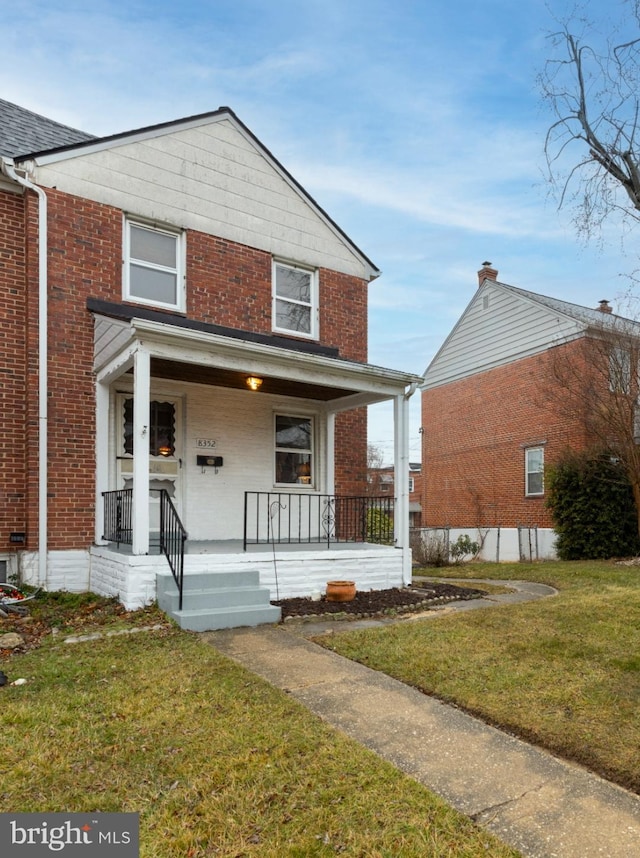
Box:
[156,568,281,632]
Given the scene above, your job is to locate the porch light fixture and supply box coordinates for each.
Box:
[246,375,263,391]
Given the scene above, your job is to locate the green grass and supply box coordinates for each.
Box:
[1,593,519,858]
[319,560,640,793]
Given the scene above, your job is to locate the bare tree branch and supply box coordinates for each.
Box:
[539,5,640,237]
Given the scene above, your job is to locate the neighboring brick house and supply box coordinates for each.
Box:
[0,99,420,625]
[368,463,423,527]
[420,263,632,561]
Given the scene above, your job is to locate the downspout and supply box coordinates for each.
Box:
[404,381,419,402]
[1,157,48,588]
[395,381,419,585]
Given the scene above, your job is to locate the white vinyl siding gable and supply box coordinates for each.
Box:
[32,116,372,280]
[423,284,585,389]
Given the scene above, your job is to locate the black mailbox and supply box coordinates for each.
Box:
[197,455,223,468]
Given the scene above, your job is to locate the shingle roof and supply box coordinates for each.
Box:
[498,281,640,335]
[0,97,95,158]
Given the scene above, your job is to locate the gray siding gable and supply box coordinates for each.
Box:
[422,280,589,389]
[10,104,378,281]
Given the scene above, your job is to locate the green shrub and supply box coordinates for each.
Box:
[450,534,480,564]
[546,449,640,559]
[366,507,394,544]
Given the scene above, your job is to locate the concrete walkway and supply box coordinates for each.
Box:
[205,581,640,858]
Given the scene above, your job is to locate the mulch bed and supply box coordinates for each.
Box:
[272,582,487,621]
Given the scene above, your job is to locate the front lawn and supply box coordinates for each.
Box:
[319,560,640,793]
[0,594,519,858]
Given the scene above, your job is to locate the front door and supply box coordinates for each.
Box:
[116,394,183,534]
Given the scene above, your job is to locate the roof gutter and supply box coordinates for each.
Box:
[1,157,48,589]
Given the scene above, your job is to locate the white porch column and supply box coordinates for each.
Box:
[94,380,110,544]
[132,347,150,555]
[325,410,336,494]
[394,391,411,584]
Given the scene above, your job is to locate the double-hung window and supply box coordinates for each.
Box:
[525,447,544,497]
[124,220,184,311]
[275,414,313,485]
[272,261,317,339]
[609,346,632,394]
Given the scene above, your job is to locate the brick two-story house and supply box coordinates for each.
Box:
[368,463,423,528]
[420,263,634,561]
[0,99,421,627]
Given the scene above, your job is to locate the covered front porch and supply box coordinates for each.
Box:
[90,300,421,628]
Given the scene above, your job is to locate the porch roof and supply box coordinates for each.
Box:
[90,300,422,410]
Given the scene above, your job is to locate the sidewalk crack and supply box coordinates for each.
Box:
[470,782,545,823]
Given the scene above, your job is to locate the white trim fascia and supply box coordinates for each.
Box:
[95,344,136,385]
[0,173,22,193]
[111,316,420,395]
[324,391,395,412]
[24,112,234,167]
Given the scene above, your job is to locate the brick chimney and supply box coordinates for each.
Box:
[596,299,612,314]
[478,261,498,286]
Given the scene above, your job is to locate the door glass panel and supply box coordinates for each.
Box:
[123,399,175,457]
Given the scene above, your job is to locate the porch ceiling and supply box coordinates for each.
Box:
[92,302,423,407]
[145,358,352,401]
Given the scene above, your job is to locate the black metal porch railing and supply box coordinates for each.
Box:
[102,488,187,610]
[243,492,394,549]
[103,488,133,547]
[157,489,187,610]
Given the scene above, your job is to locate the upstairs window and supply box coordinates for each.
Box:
[525,447,544,497]
[273,261,317,339]
[609,346,632,394]
[124,220,184,311]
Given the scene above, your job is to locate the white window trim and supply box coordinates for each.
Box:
[272,259,318,340]
[274,412,315,488]
[525,446,545,497]
[123,218,186,312]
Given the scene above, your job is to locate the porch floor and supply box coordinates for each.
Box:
[103,539,394,556]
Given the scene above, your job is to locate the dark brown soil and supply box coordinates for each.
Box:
[272,582,487,621]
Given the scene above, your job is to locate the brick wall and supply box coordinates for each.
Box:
[9,187,369,551]
[334,408,368,496]
[421,341,595,528]
[187,232,368,361]
[0,189,27,552]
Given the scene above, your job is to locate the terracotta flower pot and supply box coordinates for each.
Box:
[326,580,356,602]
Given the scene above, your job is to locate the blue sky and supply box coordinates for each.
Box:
[3,0,637,462]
